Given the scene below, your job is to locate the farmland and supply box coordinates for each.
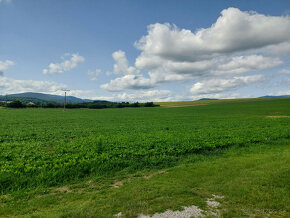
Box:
[0,98,290,217]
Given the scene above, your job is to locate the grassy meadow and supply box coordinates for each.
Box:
[0,98,289,217]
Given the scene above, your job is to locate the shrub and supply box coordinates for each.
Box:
[88,103,107,109]
[7,100,25,108]
[130,102,140,107]
[144,102,154,107]
[44,103,61,108]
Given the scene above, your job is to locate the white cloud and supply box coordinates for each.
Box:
[190,75,265,95]
[135,8,290,65]
[0,76,67,94]
[0,60,14,75]
[91,90,173,102]
[102,90,243,102]
[279,69,290,74]
[114,90,173,102]
[101,74,154,91]
[112,50,139,75]
[270,90,290,96]
[193,93,241,100]
[88,69,102,81]
[49,89,95,98]
[264,42,290,56]
[102,54,281,91]
[0,76,99,100]
[51,89,176,102]
[133,8,289,84]
[43,53,85,75]
[211,55,282,75]
[101,8,288,92]
[147,55,281,82]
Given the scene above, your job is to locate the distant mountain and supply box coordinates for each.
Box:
[0,92,94,104]
[259,95,290,98]
[0,95,49,105]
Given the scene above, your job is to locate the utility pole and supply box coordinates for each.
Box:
[62,89,70,111]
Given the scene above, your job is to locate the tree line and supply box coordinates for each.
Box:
[0,100,159,109]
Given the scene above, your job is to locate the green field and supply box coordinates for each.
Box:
[0,98,289,217]
[156,98,279,107]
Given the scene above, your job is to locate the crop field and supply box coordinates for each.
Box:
[1,98,289,192]
[156,98,277,107]
[0,98,290,217]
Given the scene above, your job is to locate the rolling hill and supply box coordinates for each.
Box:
[0,92,93,104]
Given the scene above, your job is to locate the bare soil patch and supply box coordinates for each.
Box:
[138,205,204,218]
[112,180,124,188]
[112,170,167,188]
[136,194,223,217]
[52,186,72,193]
[143,170,167,179]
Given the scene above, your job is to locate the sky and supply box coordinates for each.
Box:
[0,0,290,102]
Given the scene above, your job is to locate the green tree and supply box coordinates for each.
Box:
[7,100,25,108]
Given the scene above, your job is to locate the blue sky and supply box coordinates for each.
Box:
[0,0,290,101]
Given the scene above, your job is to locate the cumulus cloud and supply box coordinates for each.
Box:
[101,74,154,91]
[148,55,281,81]
[264,42,290,56]
[279,69,290,74]
[101,50,154,91]
[102,54,281,91]
[102,90,242,102]
[135,8,290,65]
[193,93,241,100]
[211,55,282,75]
[88,69,102,81]
[0,76,67,94]
[43,53,85,75]
[132,7,289,85]
[101,8,289,93]
[272,90,290,96]
[91,90,173,102]
[0,76,98,100]
[49,89,95,98]
[112,50,139,75]
[0,60,14,75]
[113,90,172,102]
[190,75,265,95]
